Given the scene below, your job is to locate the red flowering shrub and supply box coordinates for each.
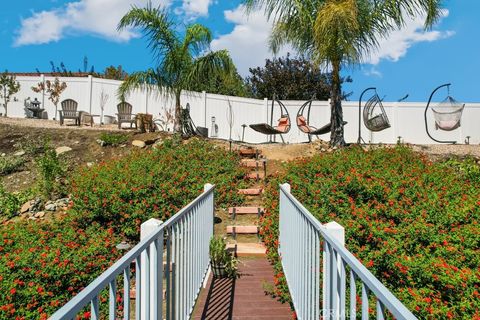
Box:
[0,219,122,319]
[261,146,480,319]
[70,138,246,240]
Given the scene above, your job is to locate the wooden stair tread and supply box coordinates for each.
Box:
[240,159,266,168]
[245,172,265,179]
[239,148,260,157]
[238,188,263,195]
[226,225,259,234]
[226,242,266,256]
[228,207,264,215]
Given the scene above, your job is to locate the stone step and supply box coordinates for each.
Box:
[226,242,266,257]
[226,225,259,235]
[238,188,263,196]
[245,172,265,180]
[240,159,266,168]
[228,206,264,216]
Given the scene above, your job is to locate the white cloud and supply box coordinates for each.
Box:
[366,10,454,65]
[14,0,171,46]
[211,5,291,76]
[180,0,213,18]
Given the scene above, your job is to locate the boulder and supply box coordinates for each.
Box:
[132,140,146,148]
[55,146,72,155]
[34,211,45,218]
[45,203,57,211]
[20,201,32,214]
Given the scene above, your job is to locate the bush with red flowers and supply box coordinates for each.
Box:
[0,219,122,319]
[0,138,246,319]
[69,138,246,240]
[261,146,480,319]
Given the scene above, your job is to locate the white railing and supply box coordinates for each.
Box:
[50,184,215,320]
[279,183,416,320]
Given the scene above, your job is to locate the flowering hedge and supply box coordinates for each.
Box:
[0,220,122,319]
[70,138,245,240]
[261,146,480,319]
[0,138,246,318]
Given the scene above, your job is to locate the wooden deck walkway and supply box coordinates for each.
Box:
[192,257,292,320]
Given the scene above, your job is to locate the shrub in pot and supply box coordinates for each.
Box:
[209,236,237,278]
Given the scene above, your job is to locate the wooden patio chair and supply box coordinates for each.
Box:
[59,99,81,126]
[116,102,137,129]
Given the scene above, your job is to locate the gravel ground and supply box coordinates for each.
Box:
[0,117,123,131]
[2,117,480,160]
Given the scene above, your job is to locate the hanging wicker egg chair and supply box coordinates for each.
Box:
[363,94,390,132]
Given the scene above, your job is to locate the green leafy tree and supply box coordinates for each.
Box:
[117,5,235,131]
[245,54,351,100]
[190,69,251,97]
[0,71,21,117]
[32,78,68,120]
[103,65,128,80]
[245,0,443,146]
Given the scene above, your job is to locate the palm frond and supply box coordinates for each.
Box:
[117,69,173,101]
[183,24,213,56]
[184,50,235,91]
[117,5,180,62]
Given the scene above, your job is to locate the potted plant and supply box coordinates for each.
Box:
[209,236,238,278]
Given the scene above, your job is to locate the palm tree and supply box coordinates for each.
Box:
[118,5,235,132]
[244,0,443,146]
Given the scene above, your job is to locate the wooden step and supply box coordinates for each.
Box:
[239,148,260,158]
[240,159,266,168]
[226,225,259,234]
[226,242,266,257]
[245,172,265,180]
[238,188,263,196]
[228,206,264,215]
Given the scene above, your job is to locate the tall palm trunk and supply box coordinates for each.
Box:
[174,91,182,133]
[330,60,345,147]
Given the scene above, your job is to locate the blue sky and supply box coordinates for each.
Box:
[1,0,479,102]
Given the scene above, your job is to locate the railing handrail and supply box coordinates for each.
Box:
[50,184,215,319]
[279,184,416,320]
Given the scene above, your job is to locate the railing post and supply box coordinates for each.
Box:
[323,221,345,320]
[140,218,163,320]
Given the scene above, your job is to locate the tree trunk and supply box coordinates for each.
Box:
[173,92,182,133]
[329,60,346,147]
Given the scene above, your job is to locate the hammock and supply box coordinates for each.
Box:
[249,99,291,142]
[296,100,347,141]
[431,96,465,131]
[424,83,464,144]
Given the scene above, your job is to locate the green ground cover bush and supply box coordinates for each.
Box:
[261,146,480,319]
[0,183,32,221]
[0,155,24,175]
[0,219,122,319]
[99,132,129,146]
[70,138,245,240]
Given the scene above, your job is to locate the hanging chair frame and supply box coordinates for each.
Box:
[424,83,463,144]
[249,96,291,143]
[181,103,208,138]
[357,87,391,144]
[296,98,347,142]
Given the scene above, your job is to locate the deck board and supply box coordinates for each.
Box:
[192,257,292,319]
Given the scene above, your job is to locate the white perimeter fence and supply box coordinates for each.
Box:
[5,75,480,145]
